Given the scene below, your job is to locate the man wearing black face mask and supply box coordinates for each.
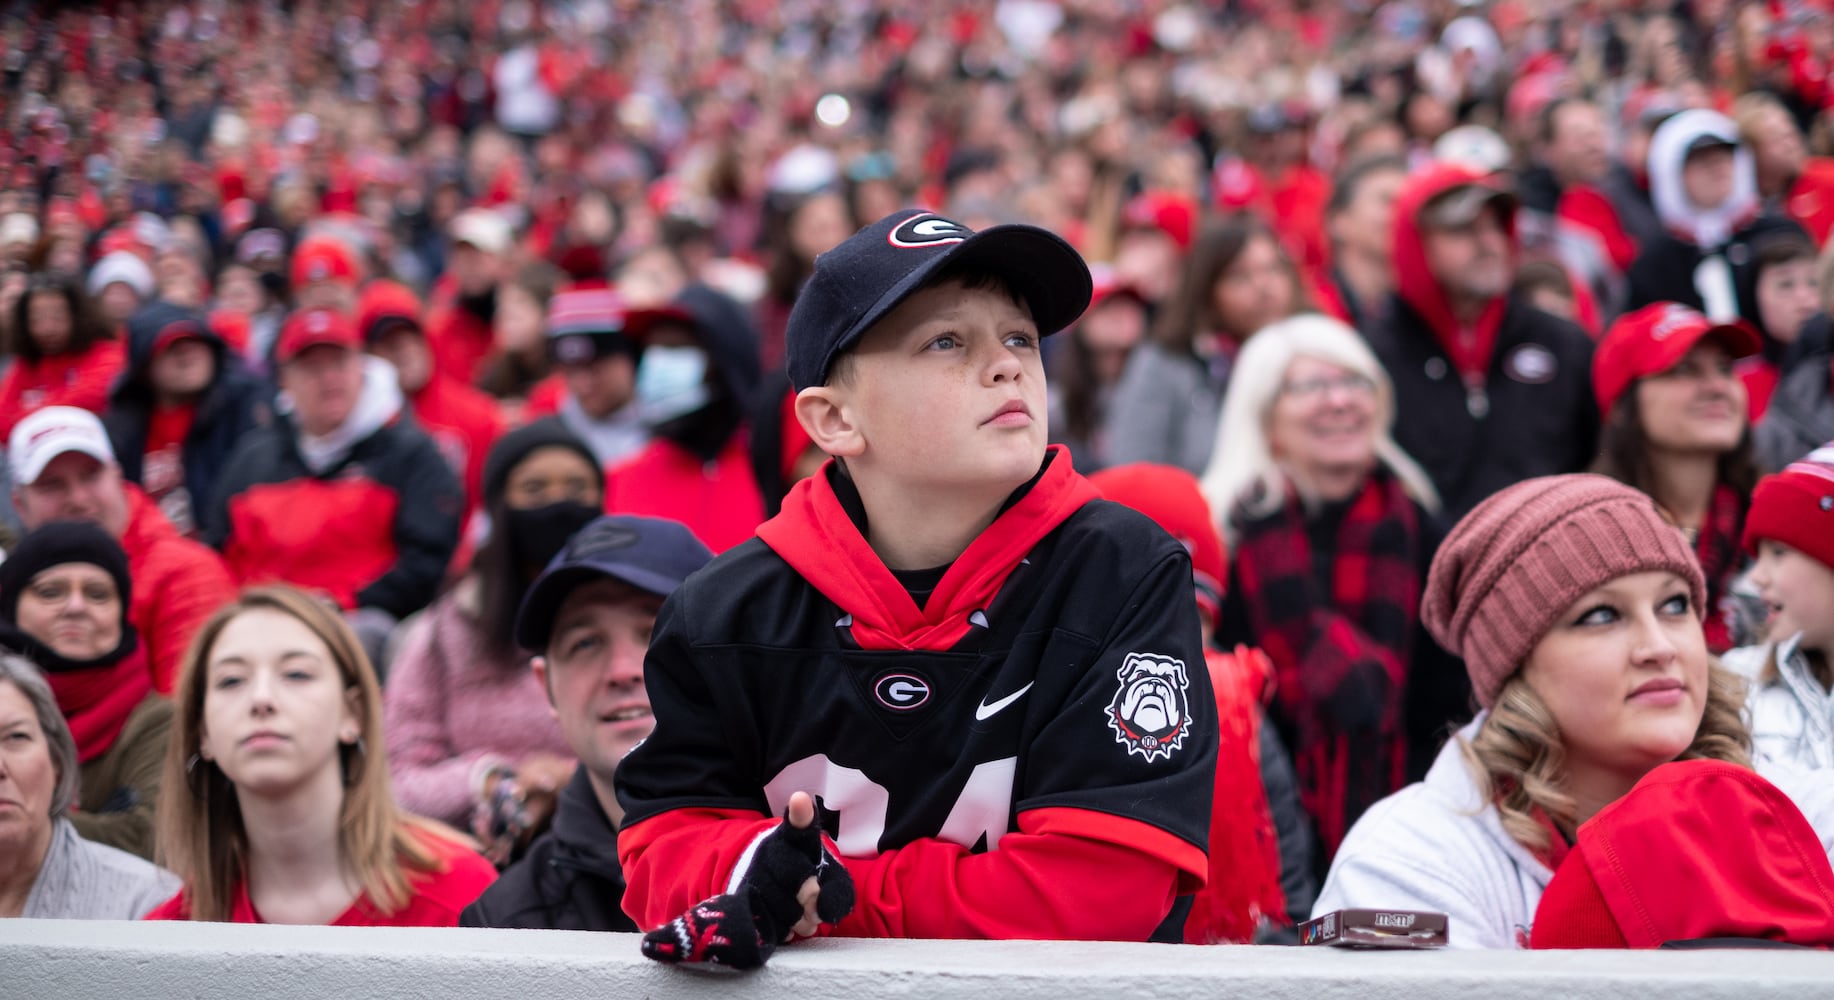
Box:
[604,284,766,552]
[381,419,606,846]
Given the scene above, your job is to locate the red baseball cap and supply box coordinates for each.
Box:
[276,307,361,363]
[356,280,424,342]
[1121,191,1197,251]
[1591,302,1761,417]
[289,234,360,288]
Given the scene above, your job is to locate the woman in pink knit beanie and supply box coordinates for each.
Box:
[1311,473,1781,948]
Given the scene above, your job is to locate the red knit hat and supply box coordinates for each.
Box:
[1533,760,1834,949]
[1743,444,1834,571]
[1592,302,1761,417]
[1423,474,1706,709]
[1089,463,1228,627]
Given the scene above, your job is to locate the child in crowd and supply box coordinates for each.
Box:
[617,209,1217,966]
[1314,474,1834,948]
[1726,445,1834,771]
[149,587,496,925]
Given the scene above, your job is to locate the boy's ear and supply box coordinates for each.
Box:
[795,386,865,459]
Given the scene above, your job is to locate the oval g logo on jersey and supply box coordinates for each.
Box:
[873,672,931,710]
[887,214,972,248]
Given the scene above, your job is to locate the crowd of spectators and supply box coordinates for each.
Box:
[1,0,1834,953]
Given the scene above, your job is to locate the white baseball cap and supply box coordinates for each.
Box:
[450,209,513,256]
[8,406,117,486]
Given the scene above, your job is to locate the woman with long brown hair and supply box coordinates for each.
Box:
[0,271,126,442]
[1104,214,1302,473]
[148,586,494,924]
[1589,303,1762,652]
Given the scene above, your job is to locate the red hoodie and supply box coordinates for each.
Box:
[0,339,128,441]
[1391,163,1518,393]
[603,435,764,554]
[121,484,238,694]
[424,276,495,387]
[619,449,1213,940]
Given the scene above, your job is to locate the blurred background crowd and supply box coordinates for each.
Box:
[1,0,1833,941]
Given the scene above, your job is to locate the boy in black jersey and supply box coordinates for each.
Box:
[617,209,1216,962]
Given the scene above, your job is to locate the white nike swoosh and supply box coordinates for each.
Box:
[975,682,1033,722]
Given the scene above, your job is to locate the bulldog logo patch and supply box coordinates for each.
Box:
[1105,652,1192,762]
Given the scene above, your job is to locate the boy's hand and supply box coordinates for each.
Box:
[639,790,855,970]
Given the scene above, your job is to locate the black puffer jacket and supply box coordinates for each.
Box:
[459,767,636,931]
[1368,295,1598,519]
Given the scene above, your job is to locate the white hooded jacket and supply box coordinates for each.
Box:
[1725,633,1834,772]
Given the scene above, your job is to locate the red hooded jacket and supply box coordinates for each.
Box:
[1391,163,1515,388]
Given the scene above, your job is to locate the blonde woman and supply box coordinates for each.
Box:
[1198,314,1456,871]
[148,587,495,924]
[1315,475,1834,948]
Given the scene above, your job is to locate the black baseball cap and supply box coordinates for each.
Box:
[783,209,1093,391]
[514,515,714,651]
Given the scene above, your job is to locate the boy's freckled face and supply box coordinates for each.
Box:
[842,279,1048,491]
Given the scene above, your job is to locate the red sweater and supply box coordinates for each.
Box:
[143,828,497,926]
[603,435,764,553]
[0,339,128,440]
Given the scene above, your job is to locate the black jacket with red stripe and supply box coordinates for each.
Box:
[203,409,462,618]
[615,447,1216,941]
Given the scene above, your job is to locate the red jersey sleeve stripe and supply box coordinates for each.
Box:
[1018,805,1208,893]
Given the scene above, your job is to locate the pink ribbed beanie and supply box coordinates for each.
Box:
[1423,475,1707,709]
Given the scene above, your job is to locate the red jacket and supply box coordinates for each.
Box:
[521,373,566,418]
[144,827,497,926]
[425,277,496,387]
[603,435,764,553]
[1185,646,1287,944]
[1785,158,1834,246]
[0,339,128,441]
[122,484,237,695]
[409,373,506,523]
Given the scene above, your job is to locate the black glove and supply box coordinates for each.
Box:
[640,812,856,970]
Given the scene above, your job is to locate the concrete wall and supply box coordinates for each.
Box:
[3,920,1827,1000]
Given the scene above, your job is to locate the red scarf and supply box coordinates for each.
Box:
[1231,470,1420,855]
[757,446,1098,652]
[44,646,152,762]
[1694,484,1746,655]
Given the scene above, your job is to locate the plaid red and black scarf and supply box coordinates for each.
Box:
[1694,483,1746,654]
[1232,468,1420,856]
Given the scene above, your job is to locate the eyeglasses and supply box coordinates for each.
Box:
[1278,373,1378,400]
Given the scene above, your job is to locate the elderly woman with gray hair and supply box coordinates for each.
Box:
[0,655,178,918]
[1200,313,1466,878]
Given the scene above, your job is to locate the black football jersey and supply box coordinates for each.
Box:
[616,494,1217,866]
